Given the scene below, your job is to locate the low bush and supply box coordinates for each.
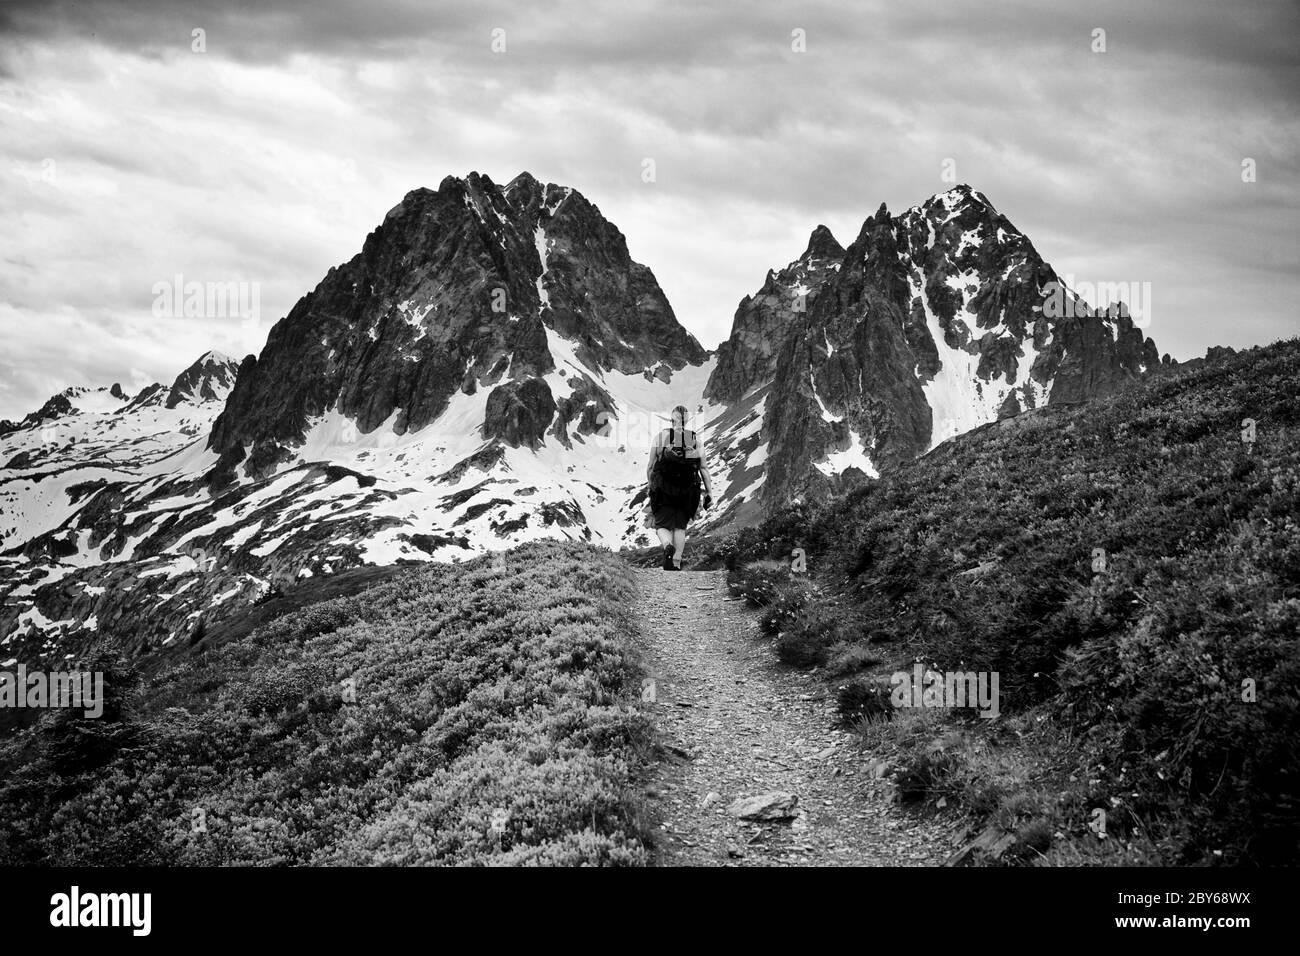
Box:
[726,559,792,607]
[724,339,1300,864]
[0,541,655,866]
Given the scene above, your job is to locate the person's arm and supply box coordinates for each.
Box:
[697,437,714,499]
[646,430,662,486]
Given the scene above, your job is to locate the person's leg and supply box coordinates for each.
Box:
[672,529,686,568]
[655,527,674,569]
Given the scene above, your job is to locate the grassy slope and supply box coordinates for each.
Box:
[0,540,656,866]
[719,339,1300,865]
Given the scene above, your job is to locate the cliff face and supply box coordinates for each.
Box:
[737,185,1162,506]
[209,171,705,481]
[705,225,845,404]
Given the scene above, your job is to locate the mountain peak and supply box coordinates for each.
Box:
[705,224,846,404]
[383,185,436,223]
[505,170,542,193]
[11,383,128,428]
[503,170,548,212]
[165,352,240,409]
[463,170,499,194]
[208,172,706,479]
[920,183,997,219]
[802,224,845,262]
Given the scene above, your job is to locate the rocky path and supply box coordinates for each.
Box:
[631,566,955,866]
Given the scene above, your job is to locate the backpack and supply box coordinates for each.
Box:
[653,427,701,496]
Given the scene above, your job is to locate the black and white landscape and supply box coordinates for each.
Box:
[0,0,1297,888]
[0,173,1167,657]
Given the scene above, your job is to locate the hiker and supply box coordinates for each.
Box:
[646,404,713,571]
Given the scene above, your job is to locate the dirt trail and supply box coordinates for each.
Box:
[631,566,954,866]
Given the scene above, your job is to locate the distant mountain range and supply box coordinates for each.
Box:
[0,172,1166,662]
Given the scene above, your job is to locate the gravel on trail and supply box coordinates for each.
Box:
[630,566,957,867]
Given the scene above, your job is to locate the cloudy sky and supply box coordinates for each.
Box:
[1,0,1297,420]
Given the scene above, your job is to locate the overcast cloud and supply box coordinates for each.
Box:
[1,0,1297,419]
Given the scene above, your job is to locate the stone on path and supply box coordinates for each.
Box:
[728,790,800,821]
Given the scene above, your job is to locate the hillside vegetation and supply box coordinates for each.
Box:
[718,339,1300,865]
[0,541,655,865]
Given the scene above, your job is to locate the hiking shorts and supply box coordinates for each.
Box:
[650,488,699,531]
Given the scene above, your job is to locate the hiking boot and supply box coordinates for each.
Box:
[662,545,675,570]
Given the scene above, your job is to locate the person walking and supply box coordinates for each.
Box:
[646,405,713,570]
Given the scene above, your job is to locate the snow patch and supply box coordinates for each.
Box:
[534,226,551,309]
